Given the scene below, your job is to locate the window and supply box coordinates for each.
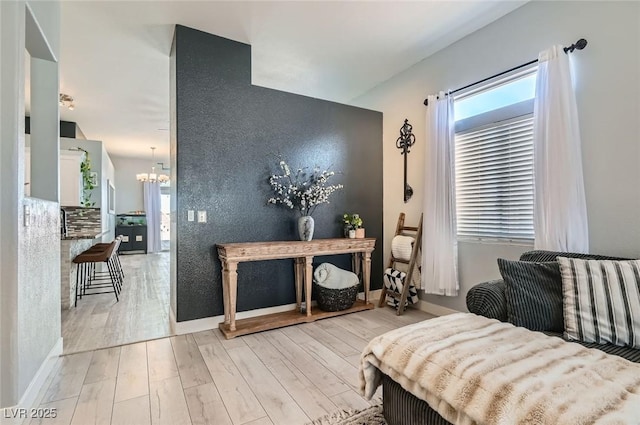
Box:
[454,68,536,241]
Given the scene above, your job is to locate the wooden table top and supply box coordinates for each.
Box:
[216,238,376,262]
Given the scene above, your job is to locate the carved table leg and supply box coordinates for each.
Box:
[221,262,230,325]
[294,258,303,311]
[304,256,313,317]
[226,261,238,331]
[352,252,362,279]
[363,251,372,304]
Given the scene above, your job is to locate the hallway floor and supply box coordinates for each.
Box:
[61,251,171,354]
[31,307,433,425]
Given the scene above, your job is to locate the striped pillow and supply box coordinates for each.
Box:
[558,257,640,348]
[498,259,564,332]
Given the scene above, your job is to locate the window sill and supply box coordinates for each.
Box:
[457,237,534,247]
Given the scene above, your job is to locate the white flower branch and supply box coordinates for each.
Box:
[267,158,343,217]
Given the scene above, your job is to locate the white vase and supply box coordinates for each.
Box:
[298,216,315,241]
[348,229,356,239]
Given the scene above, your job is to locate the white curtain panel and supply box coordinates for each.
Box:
[144,181,162,253]
[422,92,459,296]
[533,45,589,252]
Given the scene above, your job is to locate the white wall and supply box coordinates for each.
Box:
[18,197,61,399]
[60,137,102,207]
[1,0,62,409]
[110,155,147,214]
[0,0,3,408]
[101,145,115,241]
[353,1,640,312]
[59,137,118,242]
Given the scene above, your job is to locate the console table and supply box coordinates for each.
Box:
[216,238,376,339]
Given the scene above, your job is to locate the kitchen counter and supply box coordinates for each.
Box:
[61,231,104,240]
[60,233,105,309]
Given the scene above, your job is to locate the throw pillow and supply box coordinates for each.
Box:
[383,268,418,308]
[557,257,640,348]
[497,258,564,332]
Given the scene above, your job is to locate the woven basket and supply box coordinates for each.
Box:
[314,283,359,312]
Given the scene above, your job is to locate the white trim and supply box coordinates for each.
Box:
[171,302,301,335]
[416,300,461,316]
[1,337,63,423]
[170,289,383,336]
[19,337,62,407]
[169,306,177,332]
[24,3,57,62]
[358,289,382,301]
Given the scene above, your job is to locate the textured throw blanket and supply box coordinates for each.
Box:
[313,262,359,289]
[360,313,640,425]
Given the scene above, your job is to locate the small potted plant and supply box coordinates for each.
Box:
[77,147,96,208]
[343,213,364,238]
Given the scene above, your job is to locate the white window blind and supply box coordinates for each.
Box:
[455,115,534,240]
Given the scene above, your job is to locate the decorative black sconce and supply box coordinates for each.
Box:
[396,119,416,203]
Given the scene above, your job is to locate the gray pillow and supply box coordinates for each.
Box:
[497,258,564,332]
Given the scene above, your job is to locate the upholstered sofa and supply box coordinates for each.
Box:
[376,249,640,425]
[466,249,640,362]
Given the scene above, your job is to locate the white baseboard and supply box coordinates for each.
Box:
[1,338,63,424]
[416,300,461,316]
[358,289,382,301]
[19,337,62,407]
[171,302,301,335]
[171,289,383,336]
[169,307,178,332]
[169,289,382,335]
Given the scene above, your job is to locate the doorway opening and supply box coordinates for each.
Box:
[161,185,170,251]
[61,158,173,354]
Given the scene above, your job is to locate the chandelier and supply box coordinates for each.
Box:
[59,93,75,110]
[136,147,169,183]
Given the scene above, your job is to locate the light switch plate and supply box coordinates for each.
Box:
[187,210,195,222]
[197,210,207,223]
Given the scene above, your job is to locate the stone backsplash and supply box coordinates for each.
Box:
[62,206,101,235]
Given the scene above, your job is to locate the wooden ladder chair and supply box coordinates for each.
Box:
[378,212,423,315]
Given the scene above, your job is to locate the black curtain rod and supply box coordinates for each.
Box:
[423,38,588,106]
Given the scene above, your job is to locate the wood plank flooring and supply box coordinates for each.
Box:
[61,252,171,354]
[31,307,434,425]
[56,246,436,424]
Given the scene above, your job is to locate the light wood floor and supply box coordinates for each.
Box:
[31,307,434,425]
[61,251,171,354]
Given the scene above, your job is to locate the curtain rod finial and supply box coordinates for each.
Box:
[564,38,587,53]
[575,38,588,50]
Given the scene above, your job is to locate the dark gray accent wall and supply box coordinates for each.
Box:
[172,25,383,322]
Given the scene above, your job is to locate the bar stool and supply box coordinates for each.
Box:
[86,236,125,285]
[73,239,121,306]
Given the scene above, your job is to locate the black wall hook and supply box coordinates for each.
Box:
[396,119,416,203]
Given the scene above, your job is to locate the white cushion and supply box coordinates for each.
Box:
[391,235,414,262]
[558,257,640,348]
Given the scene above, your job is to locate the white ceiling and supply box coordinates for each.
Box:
[57,0,527,161]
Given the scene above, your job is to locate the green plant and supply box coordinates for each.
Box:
[343,213,363,229]
[78,148,96,208]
